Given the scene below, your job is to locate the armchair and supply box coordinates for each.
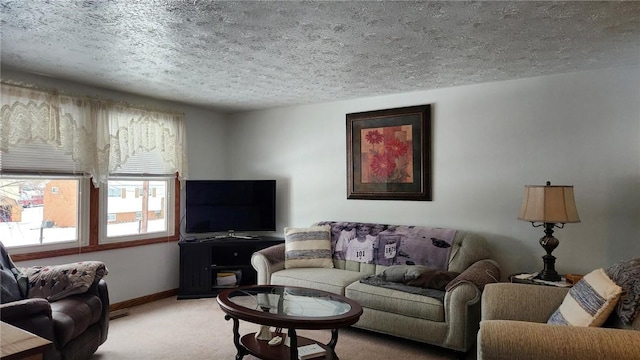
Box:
[477,283,640,360]
[0,242,109,360]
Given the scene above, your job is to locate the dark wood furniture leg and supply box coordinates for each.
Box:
[225,314,247,360]
[288,328,298,359]
[328,329,340,351]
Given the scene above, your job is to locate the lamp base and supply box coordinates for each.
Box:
[539,254,561,282]
[538,224,561,282]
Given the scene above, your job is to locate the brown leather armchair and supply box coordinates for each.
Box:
[0,243,109,360]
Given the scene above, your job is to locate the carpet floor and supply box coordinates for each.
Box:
[91,296,475,360]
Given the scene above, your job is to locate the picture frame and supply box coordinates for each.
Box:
[346,104,432,201]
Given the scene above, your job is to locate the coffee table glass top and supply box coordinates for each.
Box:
[226,286,352,318]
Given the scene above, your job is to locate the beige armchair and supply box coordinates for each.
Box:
[477,283,640,360]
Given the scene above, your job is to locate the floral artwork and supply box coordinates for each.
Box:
[361,126,413,183]
[346,104,431,201]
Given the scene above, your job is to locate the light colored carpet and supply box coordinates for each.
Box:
[91,296,473,360]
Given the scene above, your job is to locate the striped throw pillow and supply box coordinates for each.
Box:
[547,268,622,326]
[284,225,334,269]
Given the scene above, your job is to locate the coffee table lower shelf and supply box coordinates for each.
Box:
[241,332,336,360]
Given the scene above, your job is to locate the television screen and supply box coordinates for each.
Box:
[185,180,276,233]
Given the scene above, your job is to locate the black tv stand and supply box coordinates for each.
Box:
[178,236,283,299]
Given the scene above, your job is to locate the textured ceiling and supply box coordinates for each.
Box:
[1,1,639,113]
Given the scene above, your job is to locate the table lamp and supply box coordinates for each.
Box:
[518,181,580,281]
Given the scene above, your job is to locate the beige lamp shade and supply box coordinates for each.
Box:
[518,183,580,224]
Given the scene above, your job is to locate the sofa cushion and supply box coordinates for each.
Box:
[405,269,459,290]
[50,292,103,347]
[271,268,367,295]
[359,274,448,300]
[359,265,458,297]
[377,265,429,283]
[284,225,334,269]
[547,268,622,327]
[346,281,445,322]
[605,256,640,325]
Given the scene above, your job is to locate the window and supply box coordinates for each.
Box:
[1,83,187,258]
[0,176,88,251]
[101,178,175,244]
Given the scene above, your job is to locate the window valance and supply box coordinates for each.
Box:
[0,84,188,186]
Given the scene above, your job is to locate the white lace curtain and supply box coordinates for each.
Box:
[0,84,188,187]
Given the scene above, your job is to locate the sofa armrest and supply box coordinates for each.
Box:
[0,298,56,342]
[446,259,501,292]
[478,320,640,360]
[482,283,569,323]
[89,279,110,344]
[437,259,500,351]
[251,243,286,285]
[0,297,51,321]
[442,281,482,351]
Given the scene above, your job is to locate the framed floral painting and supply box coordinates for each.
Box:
[346,104,432,201]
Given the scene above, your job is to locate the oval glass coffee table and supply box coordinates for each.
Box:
[217,285,363,360]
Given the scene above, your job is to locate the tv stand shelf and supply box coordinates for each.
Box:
[178,236,283,299]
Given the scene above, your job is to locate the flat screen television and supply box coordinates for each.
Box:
[185,180,276,234]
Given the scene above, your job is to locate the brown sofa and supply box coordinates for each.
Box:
[0,242,109,360]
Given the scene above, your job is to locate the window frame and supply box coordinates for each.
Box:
[0,174,90,255]
[9,175,181,262]
[98,176,176,245]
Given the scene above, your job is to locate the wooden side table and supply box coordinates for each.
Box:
[1,322,52,360]
[509,273,573,288]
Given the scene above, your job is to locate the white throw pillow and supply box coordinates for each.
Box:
[547,268,622,327]
[284,225,334,269]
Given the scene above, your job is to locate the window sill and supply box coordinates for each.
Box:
[11,235,179,262]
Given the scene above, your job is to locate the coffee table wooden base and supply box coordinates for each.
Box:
[239,332,336,360]
[225,314,337,360]
[218,286,362,360]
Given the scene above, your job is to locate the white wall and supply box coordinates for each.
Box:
[4,66,638,302]
[15,242,178,304]
[3,68,229,303]
[228,66,640,278]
